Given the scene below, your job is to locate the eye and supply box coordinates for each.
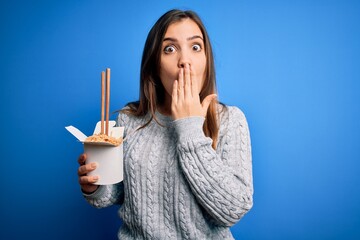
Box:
[192,44,202,52]
[164,45,176,53]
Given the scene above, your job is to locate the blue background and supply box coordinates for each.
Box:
[1,0,359,239]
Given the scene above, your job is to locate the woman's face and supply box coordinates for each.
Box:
[159,18,206,105]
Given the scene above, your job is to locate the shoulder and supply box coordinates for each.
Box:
[116,107,129,125]
[218,104,247,125]
[217,104,250,142]
[216,104,251,151]
[116,106,150,130]
[116,106,139,125]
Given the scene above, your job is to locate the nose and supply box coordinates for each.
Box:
[177,50,191,68]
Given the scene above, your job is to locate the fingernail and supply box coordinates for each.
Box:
[91,162,97,168]
[93,176,99,180]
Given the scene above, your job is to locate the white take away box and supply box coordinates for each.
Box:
[65,121,124,185]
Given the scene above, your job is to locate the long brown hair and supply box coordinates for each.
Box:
[124,9,219,148]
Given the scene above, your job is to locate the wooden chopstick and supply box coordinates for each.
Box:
[105,68,110,136]
[100,71,105,134]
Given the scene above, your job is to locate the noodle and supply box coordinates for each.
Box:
[85,133,123,146]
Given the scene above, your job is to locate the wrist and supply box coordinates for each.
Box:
[172,116,205,141]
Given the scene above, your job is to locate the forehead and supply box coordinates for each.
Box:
[164,18,203,39]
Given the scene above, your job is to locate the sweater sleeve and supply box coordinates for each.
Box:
[83,182,124,208]
[173,106,253,226]
[82,111,130,208]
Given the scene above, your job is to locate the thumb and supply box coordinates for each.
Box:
[201,94,217,113]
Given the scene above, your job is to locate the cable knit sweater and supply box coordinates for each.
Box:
[84,105,253,239]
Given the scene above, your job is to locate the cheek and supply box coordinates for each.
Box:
[160,59,179,95]
[159,75,172,94]
[160,58,177,80]
[163,79,174,96]
[195,60,207,89]
[159,72,174,96]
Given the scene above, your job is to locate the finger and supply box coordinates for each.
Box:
[172,80,178,105]
[78,162,98,176]
[184,64,191,98]
[79,175,99,185]
[78,153,87,165]
[81,184,99,194]
[178,68,184,100]
[201,94,217,115]
[190,64,198,96]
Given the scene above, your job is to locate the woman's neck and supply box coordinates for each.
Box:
[157,104,172,116]
[157,96,172,116]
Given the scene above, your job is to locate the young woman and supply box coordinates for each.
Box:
[77,9,253,239]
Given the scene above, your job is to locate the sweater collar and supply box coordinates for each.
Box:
[154,111,173,125]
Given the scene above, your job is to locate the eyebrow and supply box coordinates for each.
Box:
[163,35,204,42]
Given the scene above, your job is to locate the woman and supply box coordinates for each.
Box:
[78,9,253,239]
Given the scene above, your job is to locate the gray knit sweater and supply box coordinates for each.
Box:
[84,105,253,239]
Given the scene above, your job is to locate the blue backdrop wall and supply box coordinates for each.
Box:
[1,0,359,239]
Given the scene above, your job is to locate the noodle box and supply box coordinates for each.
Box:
[65,121,124,185]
